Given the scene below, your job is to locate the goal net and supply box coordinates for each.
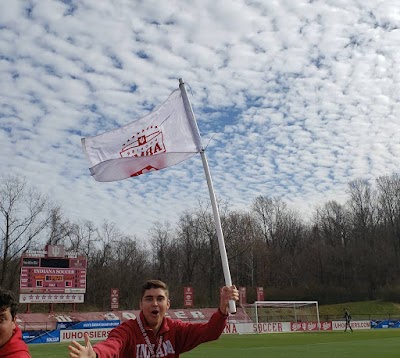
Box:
[250,301,320,332]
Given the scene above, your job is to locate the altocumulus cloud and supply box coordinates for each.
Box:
[0,0,399,238]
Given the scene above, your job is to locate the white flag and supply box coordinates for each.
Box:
[82,89,199,182]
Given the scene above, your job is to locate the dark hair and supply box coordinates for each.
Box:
[140,280,169,300]
[0,288,18,319]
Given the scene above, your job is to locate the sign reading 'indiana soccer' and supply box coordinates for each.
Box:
[19,245,87,299]
[82,89,199,182]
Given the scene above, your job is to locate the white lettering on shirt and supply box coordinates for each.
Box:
[136,339,175,358]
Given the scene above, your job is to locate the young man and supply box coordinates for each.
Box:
[343,308,353,332]
[0,288,31,357]
[68,280,239,358]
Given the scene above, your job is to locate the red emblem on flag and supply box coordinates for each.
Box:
[120,126,166,158]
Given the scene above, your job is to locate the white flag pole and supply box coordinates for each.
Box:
[179,78,236,314]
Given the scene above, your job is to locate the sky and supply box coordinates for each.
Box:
[1,0,400,240]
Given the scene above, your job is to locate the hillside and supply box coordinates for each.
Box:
[319,300,400,320]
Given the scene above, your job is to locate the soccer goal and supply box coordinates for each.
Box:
[252,301,320,331]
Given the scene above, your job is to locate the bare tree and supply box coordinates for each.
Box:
[149,222,176,282]
[347,179,381,298]
[112,236,150,309]
[222,211,257,287]
[251,196,305,287]
[312,201,351,288]
[175,212,205,285]
[195,203,224,306]
[67,220,99,255]
[376,174,400,269]
[46,206,72,246]
[315,201,349,248]
[251,196,296,247]
[251,196,275,244]
[0,176,51,287]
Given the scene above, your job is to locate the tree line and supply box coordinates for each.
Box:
[1,174,400,310]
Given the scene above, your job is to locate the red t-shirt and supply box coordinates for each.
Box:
[0,325,31,358]
[93,309,228,358]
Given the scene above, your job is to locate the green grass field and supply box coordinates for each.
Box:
[29,329,400,358]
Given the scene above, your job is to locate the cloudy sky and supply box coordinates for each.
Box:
[1,0,399,240]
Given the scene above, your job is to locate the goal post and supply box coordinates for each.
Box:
[253,301,320,331]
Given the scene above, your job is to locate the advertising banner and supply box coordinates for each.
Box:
[254,322,291,333]
[184,287,194,307]
[23,330,60,344]
[60,328,113,342]
[239,287,247,305]
[111,288,119,310]
[371,320,400,329]
[332,320,371,330]
[256,287,264,301]
[66,320,120,330]
[19,293,84,303]
[291,321,332,331]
